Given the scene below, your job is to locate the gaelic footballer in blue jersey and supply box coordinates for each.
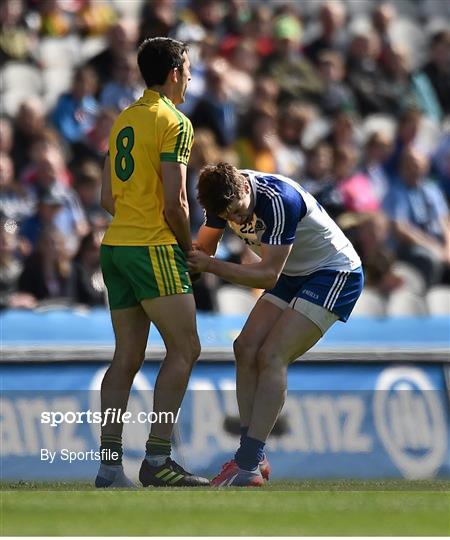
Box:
[188,162,364,487]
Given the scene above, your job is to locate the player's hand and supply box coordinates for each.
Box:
[187,249,211,273]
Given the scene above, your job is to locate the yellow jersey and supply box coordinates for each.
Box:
[102,89,194,246]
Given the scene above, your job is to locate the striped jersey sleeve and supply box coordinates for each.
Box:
[159,97,194,166]
[258,181,306,246]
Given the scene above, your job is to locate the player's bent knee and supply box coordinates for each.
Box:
[233,336,258,365]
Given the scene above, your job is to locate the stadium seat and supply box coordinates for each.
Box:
[352,288,386,317]
[389,17,427,69]
[420,0,450,20]
[42,68,74,111]
[426,286,450,316]
[216,285,257,316]
[425,18,450,36]
[302,116,330,150]
[362,114,397,142]
[386,290,428,316]
[37,36,79,70]
[80,37,107,63]
[0,62,43,116]
[109,0,144,17]
[391,261,427,296]
[416,116,442,155]
[348,15,371,36]
[343,0,373,16]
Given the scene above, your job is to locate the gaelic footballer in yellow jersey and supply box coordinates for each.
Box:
[96,37,209,489]
[102,89,194,246]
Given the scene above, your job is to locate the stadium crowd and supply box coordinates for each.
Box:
[0,0,449,314]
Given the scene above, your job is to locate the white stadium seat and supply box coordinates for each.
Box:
[352,288,386,317]
[37,36,80,70]
[0,62,43,116]
[216,285,257,316]
[386,290,428,316]
[426,286,450,316]
[391,262,427,296]
[362,114,397,142]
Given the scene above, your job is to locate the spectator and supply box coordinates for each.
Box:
[325,107,361,150]
[346,32,384,116]
[191,57,237,147]
[277,101,312,177]
[72,231,106,306]
[87,19,138,86]
[19,187,65,253]
[186,129,223,312]
[316,50,356,115]
[384,106,423,177]
[51,65,99,144]
[240,4,274,58]
[432,129,450,203]
[185,0,226,35]
[304,0,348,64]
[0,117,13,154]
[18,226,75,303]
[384,147,450,286]
[0,152,35,224]
[10,97,46,175]
[0,0,37,66]
[380,45,442,120]
[21,146,89,255]
[334,145,381,213]
[371,1,396,66]
[422,30,450,116]
[252,74,280,110]
[36,0,71,37]
[261,13,323,104]
[75,0,117,37]
[71,108,117,167]
[72,160,109,230]
[224,39,259,112]
[138,0,179,42]
[302,142,343,219]
[100,52,144,112]
[340,212,402,295]
[363,131,393,202]
[19,129,72,187]
[0,218,36,310]
[234,105,288,174]
[187,128,223,233]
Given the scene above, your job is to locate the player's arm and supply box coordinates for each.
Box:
[195,224,224,256]
[161,162,192,254]
[100,153,115,216]
[188,243,292,289]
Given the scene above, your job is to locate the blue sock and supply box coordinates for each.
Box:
[240,427,266,463]
[240,426,248,446]
[235,436,265,471]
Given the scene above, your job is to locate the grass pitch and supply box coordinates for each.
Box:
[1,480,449,536]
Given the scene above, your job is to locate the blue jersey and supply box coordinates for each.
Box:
[205,170,361,276]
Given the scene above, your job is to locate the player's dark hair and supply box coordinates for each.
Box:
[197,162,246,215]
[137,37,187,87]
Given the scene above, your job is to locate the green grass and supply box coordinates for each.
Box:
[1,481,449,536]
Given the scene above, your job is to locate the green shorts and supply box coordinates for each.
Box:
[100,244,193,310]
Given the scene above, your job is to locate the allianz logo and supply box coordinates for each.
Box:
[374,367,447,479]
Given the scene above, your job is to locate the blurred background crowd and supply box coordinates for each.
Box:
[0,0,449,316]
